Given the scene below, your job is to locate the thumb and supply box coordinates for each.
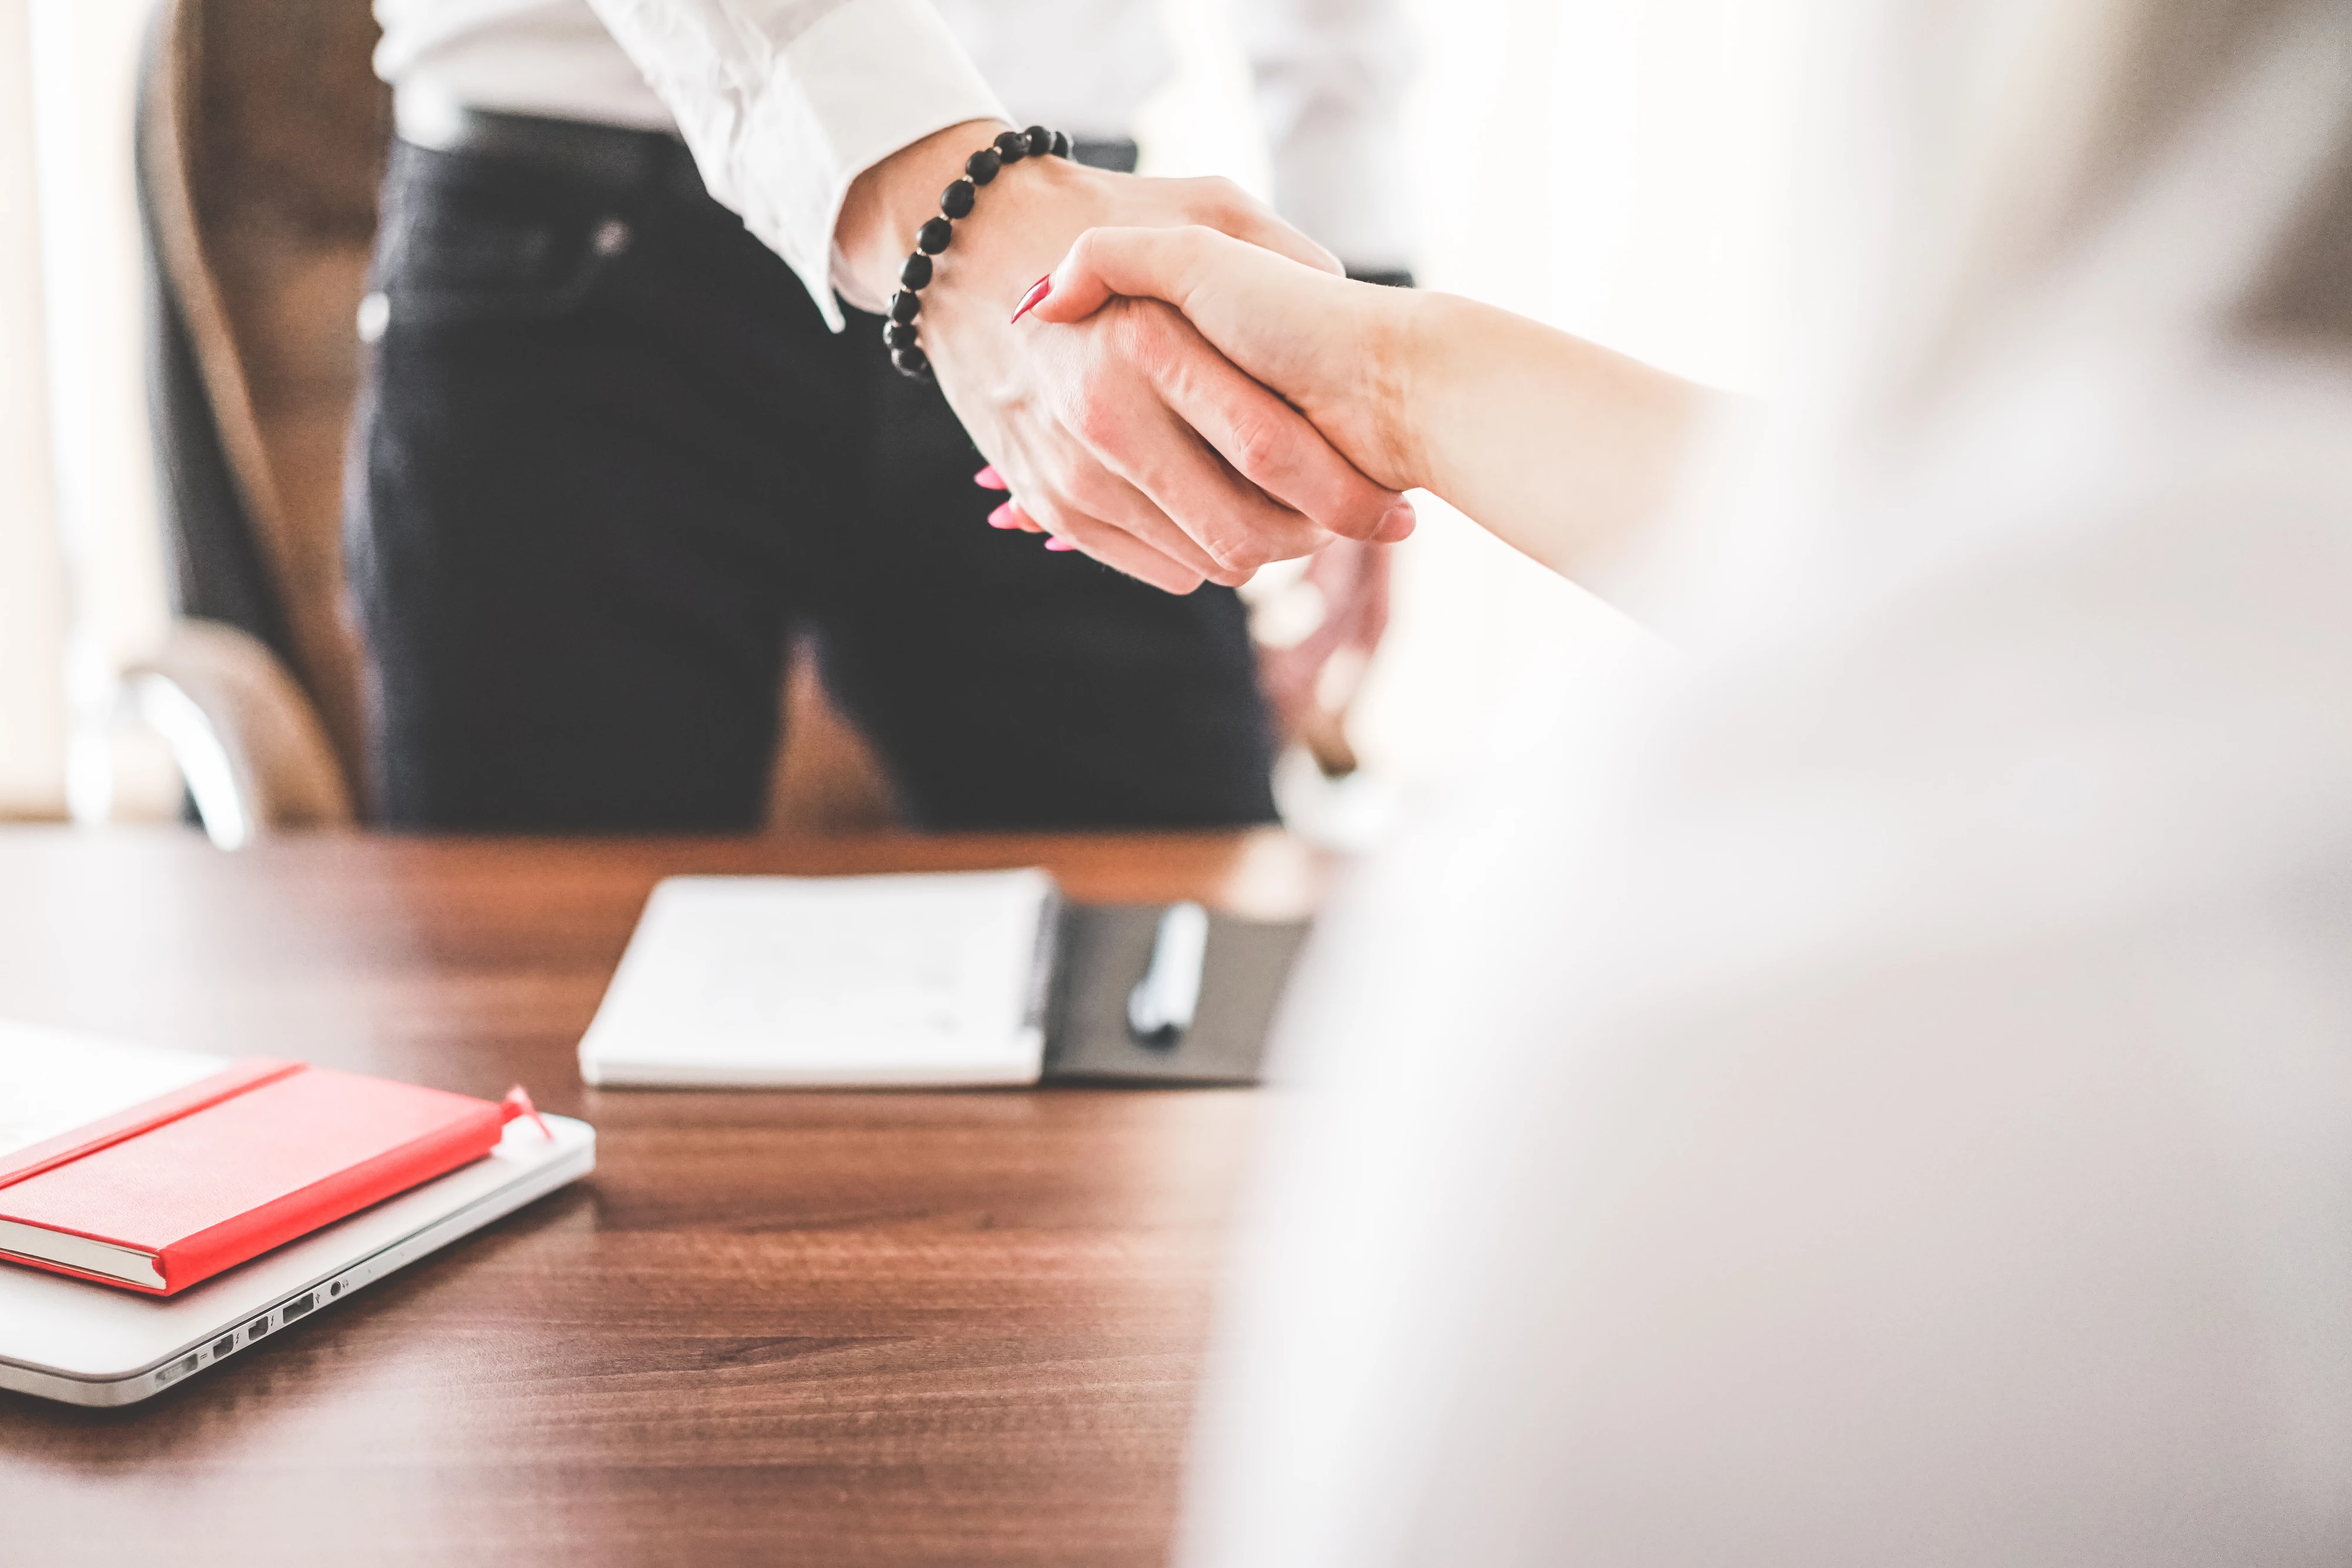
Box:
[1021,225,1228,326]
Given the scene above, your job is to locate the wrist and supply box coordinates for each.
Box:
[835,118,1010,312]
[920,154,1115,338]
[1376,287,1453,494]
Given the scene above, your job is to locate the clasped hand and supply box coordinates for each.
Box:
[837,123,1413,594]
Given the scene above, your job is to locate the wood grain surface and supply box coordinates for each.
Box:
[0,827,1331,1568]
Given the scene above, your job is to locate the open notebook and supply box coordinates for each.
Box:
[579,870,1061,1088]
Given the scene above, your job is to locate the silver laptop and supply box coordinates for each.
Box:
[0,1114,593,1407]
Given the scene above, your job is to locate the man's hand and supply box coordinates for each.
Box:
[836,122,1415,594]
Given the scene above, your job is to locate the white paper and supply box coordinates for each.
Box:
[579,870,1057,1088]
[0,1022,228,1159]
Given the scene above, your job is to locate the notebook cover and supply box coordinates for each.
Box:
[1041,905,1311,1084]
[579,870,1059,1088]
[0,1066,505,1296]
[0,1057,303,1190]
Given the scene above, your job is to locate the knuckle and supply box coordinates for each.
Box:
[1066,227,1109,279]
[1108,300,1178,370]
[1065,392,1121,451]
[1058,366,1127,450]
[1192,176,1248,216]
[1065,468,1127,520]
[1201,527,1274,576]
[1225,409,1288,480]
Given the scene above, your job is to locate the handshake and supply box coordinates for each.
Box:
[837,119,1420,597]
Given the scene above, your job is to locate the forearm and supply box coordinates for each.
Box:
[1395,293,1708,575]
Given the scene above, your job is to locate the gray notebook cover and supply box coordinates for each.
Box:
[1041,904,1312,1085]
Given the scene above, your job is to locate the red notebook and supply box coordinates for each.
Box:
[0,1052,529,1296]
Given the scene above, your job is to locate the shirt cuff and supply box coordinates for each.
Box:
[610,0,1008,331]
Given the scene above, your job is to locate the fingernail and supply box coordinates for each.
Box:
[988,502,1019,529]
[1374,500,1416,543]
[1043,537,1075,552]
[1010,273,1054,324]
[974,464,1007,489]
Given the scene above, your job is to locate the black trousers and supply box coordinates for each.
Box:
[347,128,1277,832]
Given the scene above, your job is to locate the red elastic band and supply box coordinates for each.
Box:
[499,1085,554,1142]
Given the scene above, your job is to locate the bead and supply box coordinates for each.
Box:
[900,252,933,289]
[891,345,931,378]
[993,129,1028,163]
[884,320,918,351]
[965,147,1001,183]
[1023,125,1053,158]
[1050,130,1071,158]
[940,178,975,219]
[888,289,920,323]
[916,216,953,255]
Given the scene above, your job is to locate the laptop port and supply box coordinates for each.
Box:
[247,1316,269,1338]
[282,1292,315,1320]
[212,1335,235,1358]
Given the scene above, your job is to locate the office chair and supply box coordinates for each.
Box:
[132,0,376,842]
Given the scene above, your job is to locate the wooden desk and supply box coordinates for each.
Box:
[0,827,1328,1567]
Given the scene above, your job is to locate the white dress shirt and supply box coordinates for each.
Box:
[372,0,1414,328]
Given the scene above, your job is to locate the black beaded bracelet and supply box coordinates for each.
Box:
[883,124,1072,380]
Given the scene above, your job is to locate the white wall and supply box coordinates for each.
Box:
[25,0,178,822]
[1141,0,1805,801]
[0,0,69,819]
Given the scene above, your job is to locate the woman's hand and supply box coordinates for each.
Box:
[1023,225,1428,497]
[1032,224,1713,581]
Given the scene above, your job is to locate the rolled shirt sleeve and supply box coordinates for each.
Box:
[1236,0,1417,277]
[582,0,1008,327]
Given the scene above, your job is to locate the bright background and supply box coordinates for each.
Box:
[0,0,1806,830]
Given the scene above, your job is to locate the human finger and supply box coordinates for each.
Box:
[1035,461,1244,587]
[1169,176,1342,275]
[1072,464,1261,589]
[1104,300,1410,553]
[1035,340,1321,576]
[978,417,1225,584]
[1026,225,1228,326]
[1014,490,1211,596]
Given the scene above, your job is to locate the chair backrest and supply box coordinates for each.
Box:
[139,0,386,801]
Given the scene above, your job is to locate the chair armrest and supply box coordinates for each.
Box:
[127,618,355,847]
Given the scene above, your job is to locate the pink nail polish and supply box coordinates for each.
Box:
[1043,537,1075,552]
[988,502,1018,529]
[1010,274,1054,324]
[974,464,1007,490]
